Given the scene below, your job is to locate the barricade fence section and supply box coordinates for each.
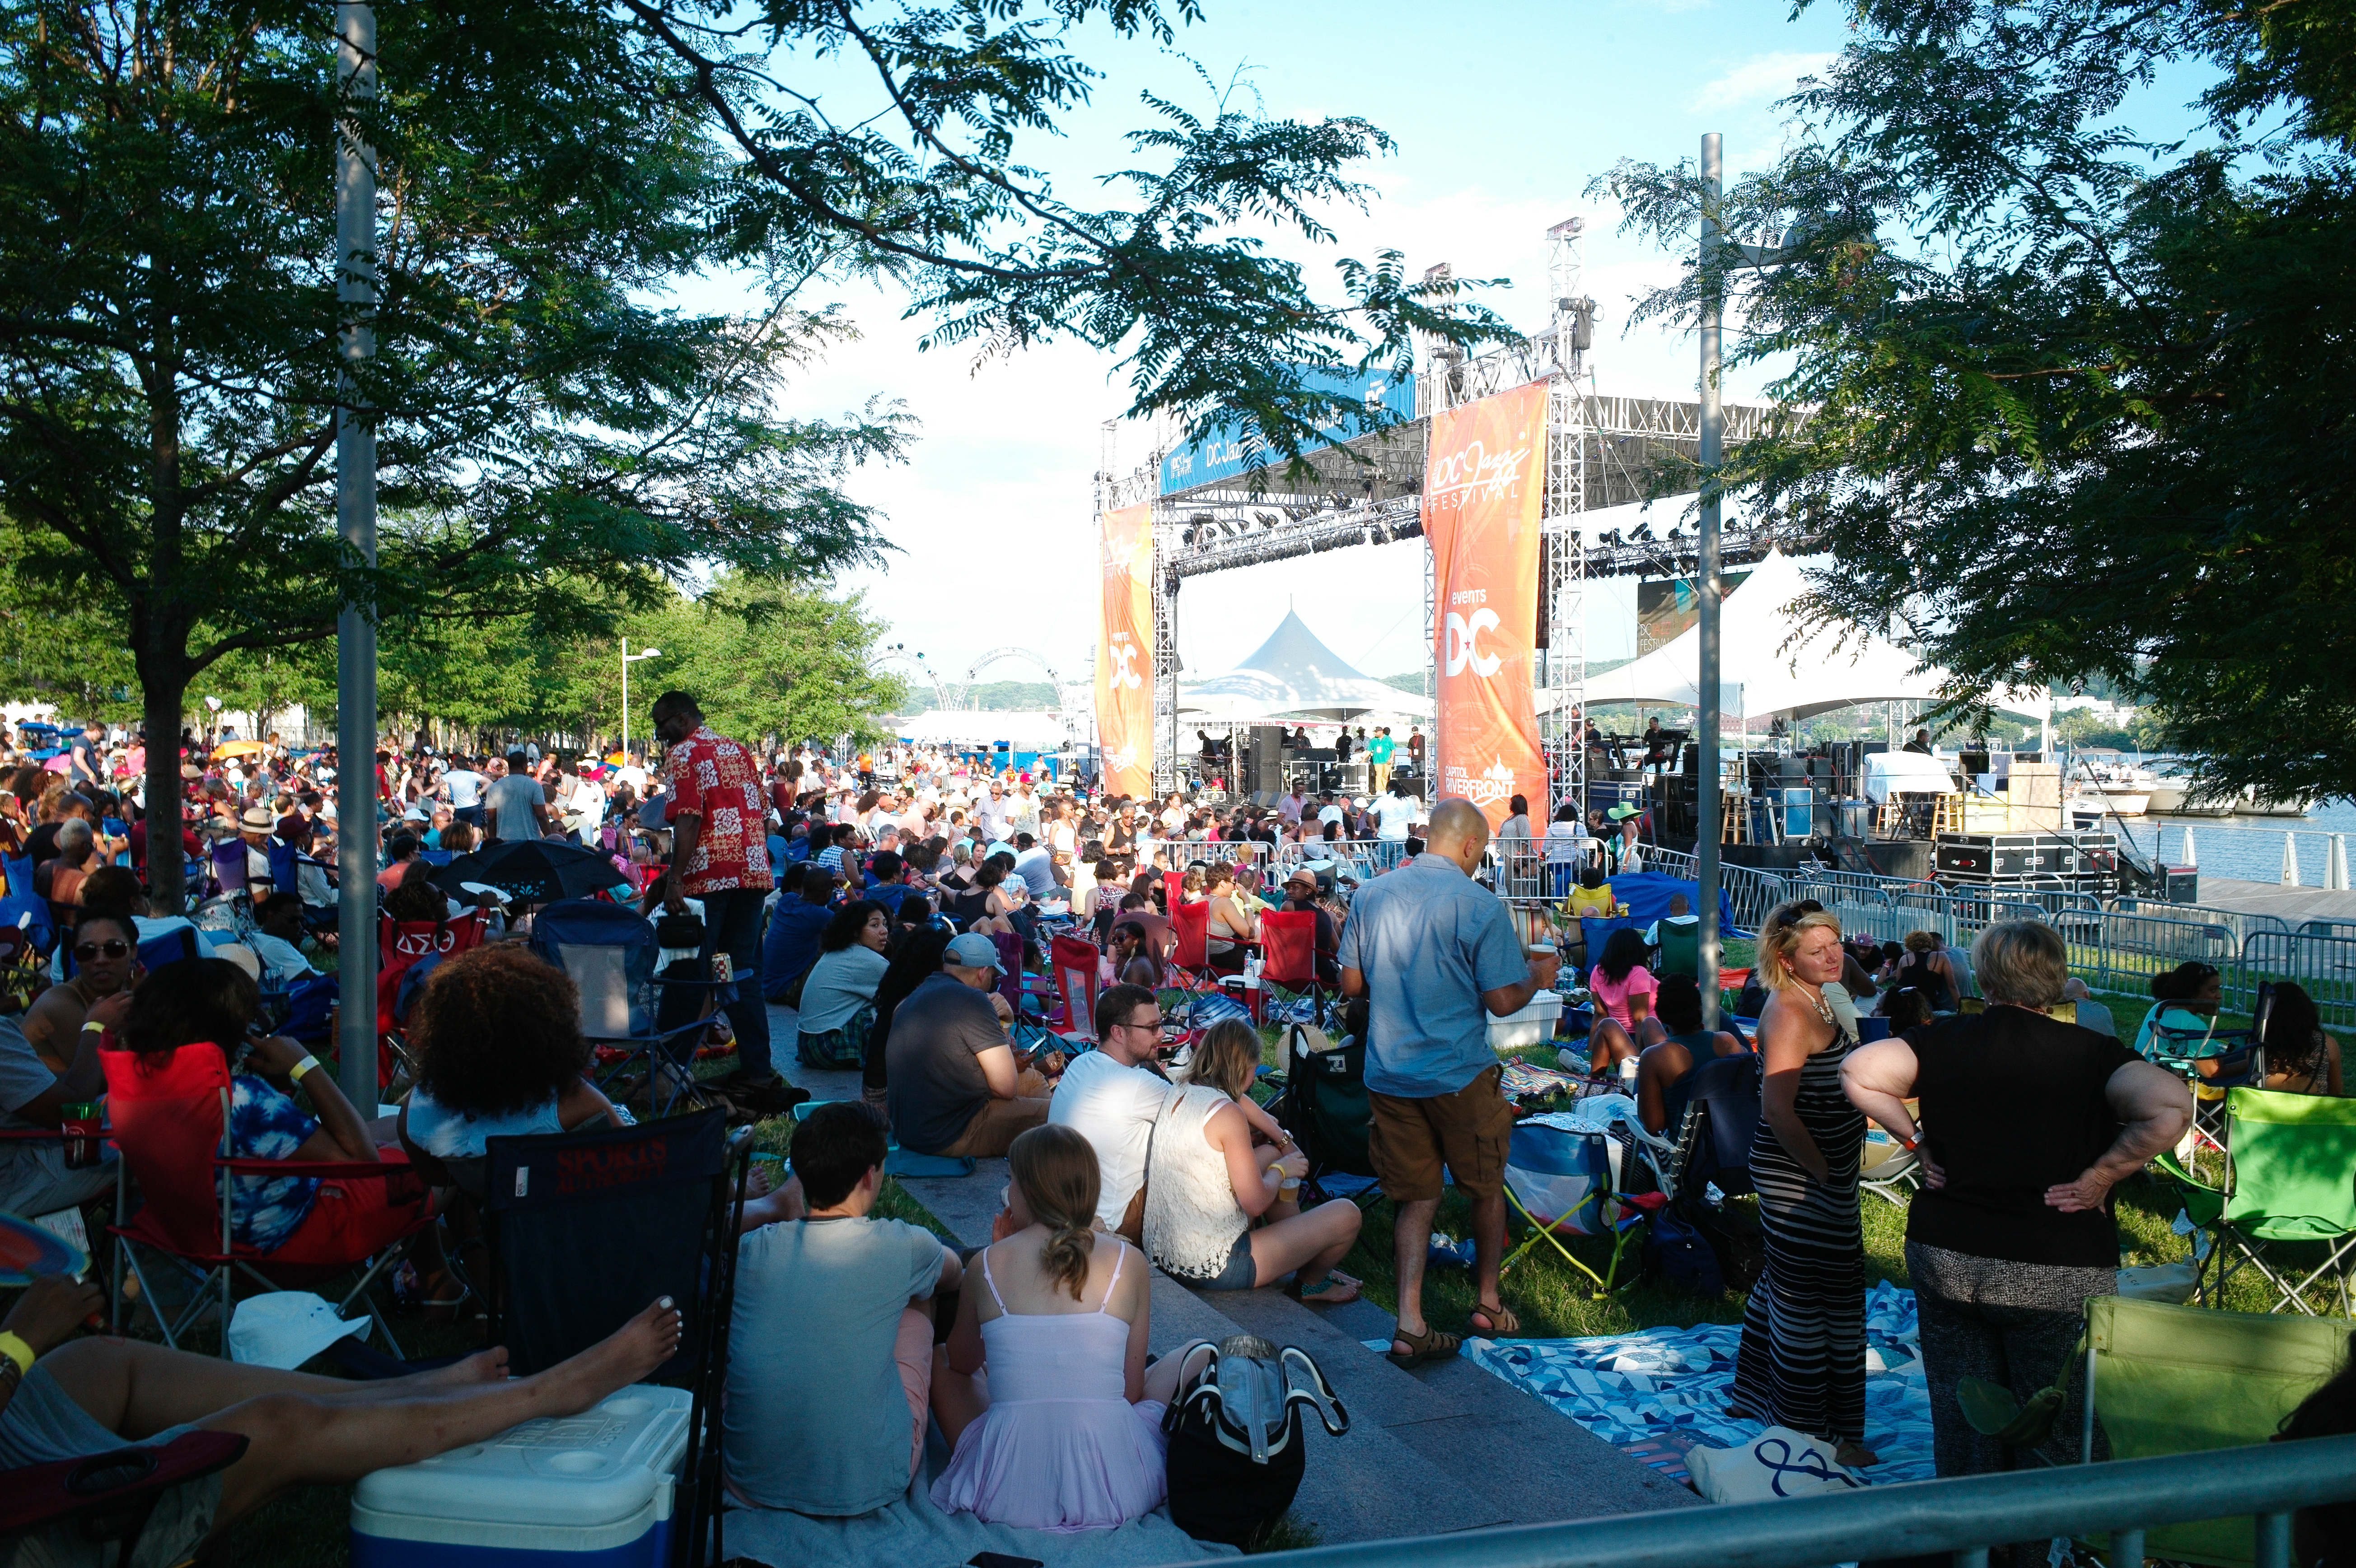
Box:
[2240,930,2356,1029]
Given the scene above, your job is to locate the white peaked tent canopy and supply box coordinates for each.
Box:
[1582,550,2045,719]
[896,709,1070,747]
[1178,609,1432,722]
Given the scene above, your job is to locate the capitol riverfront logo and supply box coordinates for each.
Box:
[1442,759,1519,810]
[1104,630,1145,691]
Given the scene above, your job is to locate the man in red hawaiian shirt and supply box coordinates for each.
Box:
[650,691,779,1087]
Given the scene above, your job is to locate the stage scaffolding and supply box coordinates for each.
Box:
[1092,216,1810,798]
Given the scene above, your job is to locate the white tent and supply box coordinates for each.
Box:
[1178,609,1431,722]
[895,709,1070,748]
[1582,550,2044,719]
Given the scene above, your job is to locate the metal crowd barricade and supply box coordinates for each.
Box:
[2300,918,2356,941]
[2239,929,2356,1029]
[2109,898,2291,950]
[2080,909,2239,999]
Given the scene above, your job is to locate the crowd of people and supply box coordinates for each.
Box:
[2,698,2351,1558]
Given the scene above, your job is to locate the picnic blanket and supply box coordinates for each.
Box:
[722,1436,1235,1568]
[1462,1283,1935,1487]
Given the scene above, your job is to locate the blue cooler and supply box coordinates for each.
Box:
[351,1385,691,1568]
[1780,786,1814,838]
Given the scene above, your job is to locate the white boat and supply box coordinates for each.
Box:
[2069,756,2154,817]
[2145,776,2236,816]
[2240,786,2311,817]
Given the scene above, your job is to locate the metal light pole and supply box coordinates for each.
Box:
[334,3,380,1114]
[1697,131,1726,1030]
[621,639,662,762]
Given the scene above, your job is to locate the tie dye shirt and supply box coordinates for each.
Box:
[663,725,774,896]
[228,1073,321,1251]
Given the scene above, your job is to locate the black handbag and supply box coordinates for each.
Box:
[653,911,707,949]
[1163,1335,1347,1547]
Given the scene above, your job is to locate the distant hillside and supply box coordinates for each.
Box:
[1379,657,1631,695]
[966,681,1059,711]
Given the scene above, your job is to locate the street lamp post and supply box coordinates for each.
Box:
[1697,131,1726,1031]
[620,639,663,764]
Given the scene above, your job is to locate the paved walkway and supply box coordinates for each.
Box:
[2192,877,2356,928]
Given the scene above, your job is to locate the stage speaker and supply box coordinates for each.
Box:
[1248,726,1283,794]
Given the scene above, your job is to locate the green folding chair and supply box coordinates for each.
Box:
[2159,1087,2356,1317]
[2080,1293,2356,1568]
[1654,918,1700,980]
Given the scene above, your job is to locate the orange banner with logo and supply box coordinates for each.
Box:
[1423,379,1549,831]
[1096,503,1156,799]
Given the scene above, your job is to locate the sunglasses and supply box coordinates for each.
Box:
[74,940,130,959]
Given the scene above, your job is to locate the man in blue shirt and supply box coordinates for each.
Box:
[1339,798,1559,1371]
[761,863,836,1002]
[864,851,926,922]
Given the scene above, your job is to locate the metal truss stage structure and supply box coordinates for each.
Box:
[1094,218,1811,800]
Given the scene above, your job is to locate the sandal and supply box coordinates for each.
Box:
[1386,1322,1463,1369]
[1468,1300,1520,1336]
[1290,1271,1362,1306]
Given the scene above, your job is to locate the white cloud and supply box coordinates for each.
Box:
[1688,50,1835,113]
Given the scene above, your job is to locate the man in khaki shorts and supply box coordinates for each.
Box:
[1340,798,1560,1367]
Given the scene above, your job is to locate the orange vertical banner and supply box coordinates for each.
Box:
[1422,379,1549,831]
[1096,503,1156,799]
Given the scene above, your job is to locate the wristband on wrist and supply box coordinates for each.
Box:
[81,1019,107,1034]
[0,1330,33,1377]
[287,1054,323,1084]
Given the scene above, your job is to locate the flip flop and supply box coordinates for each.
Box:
[1387,1322,1462,1369]
[1291,1272,1362,1306]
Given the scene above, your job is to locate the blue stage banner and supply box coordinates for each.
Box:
[1158,364,1416,495]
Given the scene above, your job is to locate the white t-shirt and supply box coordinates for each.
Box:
[1371,793,1417,841]
[566,777,607,823]
[1048,1051,1173,1228]
[443,769,486,809]
[616,764,649,796]
[1318,803,1345,828]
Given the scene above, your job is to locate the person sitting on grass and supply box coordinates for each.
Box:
[0,1270,682,1564]
[759,863,834,1004]
[723,1101,963,1518]
[397,944,629,1199]
[795,900,890,1070]
[1142,1019,1362,1302]
[1585,926,1663,1074]
[884,933,1051,1158]
[930,1125,1187,1530]
[1633,972,1752,1136]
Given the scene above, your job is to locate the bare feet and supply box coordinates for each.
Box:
[535,1298,683,1415]
[410,1347,510,1390]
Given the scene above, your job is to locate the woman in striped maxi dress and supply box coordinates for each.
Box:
[1730,905,1876,1468]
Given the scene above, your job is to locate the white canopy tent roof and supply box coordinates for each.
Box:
[895,709,1070,748]
[1581,550,2045,720]
[1178,610,1432,722]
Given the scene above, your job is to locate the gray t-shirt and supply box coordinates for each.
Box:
[884,974,1005,1154]
[724,1216,943,1515]
[1336,853,1527,1097]
[1013,847,1059,897]
[482,774,547,841]
[0,1016,67,1212]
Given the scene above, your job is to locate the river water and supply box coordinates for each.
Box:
[2101,798,2356,888]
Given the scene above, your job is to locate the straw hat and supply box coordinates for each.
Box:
[239,805,275,831]
[209,943,262,980]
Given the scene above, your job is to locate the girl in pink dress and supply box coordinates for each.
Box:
[930,1125,1195,1531]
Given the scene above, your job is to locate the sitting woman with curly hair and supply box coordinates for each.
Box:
[396,945,626,1197]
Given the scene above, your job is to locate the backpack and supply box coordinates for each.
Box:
[1163,1335,1349,1548]
[1645,1202,1724,1294]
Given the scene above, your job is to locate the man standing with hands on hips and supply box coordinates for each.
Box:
[1339,798,1560,1368]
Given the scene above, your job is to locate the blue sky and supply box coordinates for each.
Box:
[659,0,2159,700]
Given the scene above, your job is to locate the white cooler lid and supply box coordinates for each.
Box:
[353,1385,691,1528]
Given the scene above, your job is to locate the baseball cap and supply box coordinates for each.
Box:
[944,932,1005,972]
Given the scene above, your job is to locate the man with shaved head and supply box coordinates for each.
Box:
[1340,796,1561,1368]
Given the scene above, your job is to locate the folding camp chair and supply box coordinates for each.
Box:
[527,898,715,1116]
[2146,1014,2265,1168]
[1256,909,1331,1024]
[0,849,56,958]
[482,1110,751,1568]
[0,1430,251,1566]
[2079,1293,2356,1567]
[1168,900,1219,994]
[2160,1087,2356,1317]
[100,1045,433,1354]
[1050,933,1101,1043]
[374,911,489,1092]
[1655,919,1701,980]
[1500,1116,1656,1296]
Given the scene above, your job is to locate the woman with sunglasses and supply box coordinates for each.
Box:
[21,911,139,1076]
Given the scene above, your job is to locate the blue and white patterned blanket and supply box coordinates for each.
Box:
[1461,1283,1936,1486]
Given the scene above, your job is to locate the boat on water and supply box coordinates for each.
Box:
[2066,757,2154,818]
[2239,786,2312,817]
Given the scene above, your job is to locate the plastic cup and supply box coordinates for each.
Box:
[61,1101,102,1170]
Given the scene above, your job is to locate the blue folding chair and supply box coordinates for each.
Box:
[0,851,56,957]
[527,898,717,1116]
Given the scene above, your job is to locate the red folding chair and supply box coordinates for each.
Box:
[1169,900,1217,993]
[1256,909,1330,1019]
[1,1431,250,1564]
[101,1044,435,1354]
[1051,934,1101,1044]
[375,911,488,1088]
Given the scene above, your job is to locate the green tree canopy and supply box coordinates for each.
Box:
[1602,0,2356,802]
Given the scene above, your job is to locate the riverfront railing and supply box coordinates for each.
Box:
[1250,1433,2356,1568]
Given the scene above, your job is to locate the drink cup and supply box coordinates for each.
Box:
[61,1101,103,1170]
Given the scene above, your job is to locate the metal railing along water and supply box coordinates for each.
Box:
[1248,1433,2356,1568]
[2240,929,2356,1029]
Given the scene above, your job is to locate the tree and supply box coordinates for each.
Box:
[0,3,902,905]
[1601,0,2356,801]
